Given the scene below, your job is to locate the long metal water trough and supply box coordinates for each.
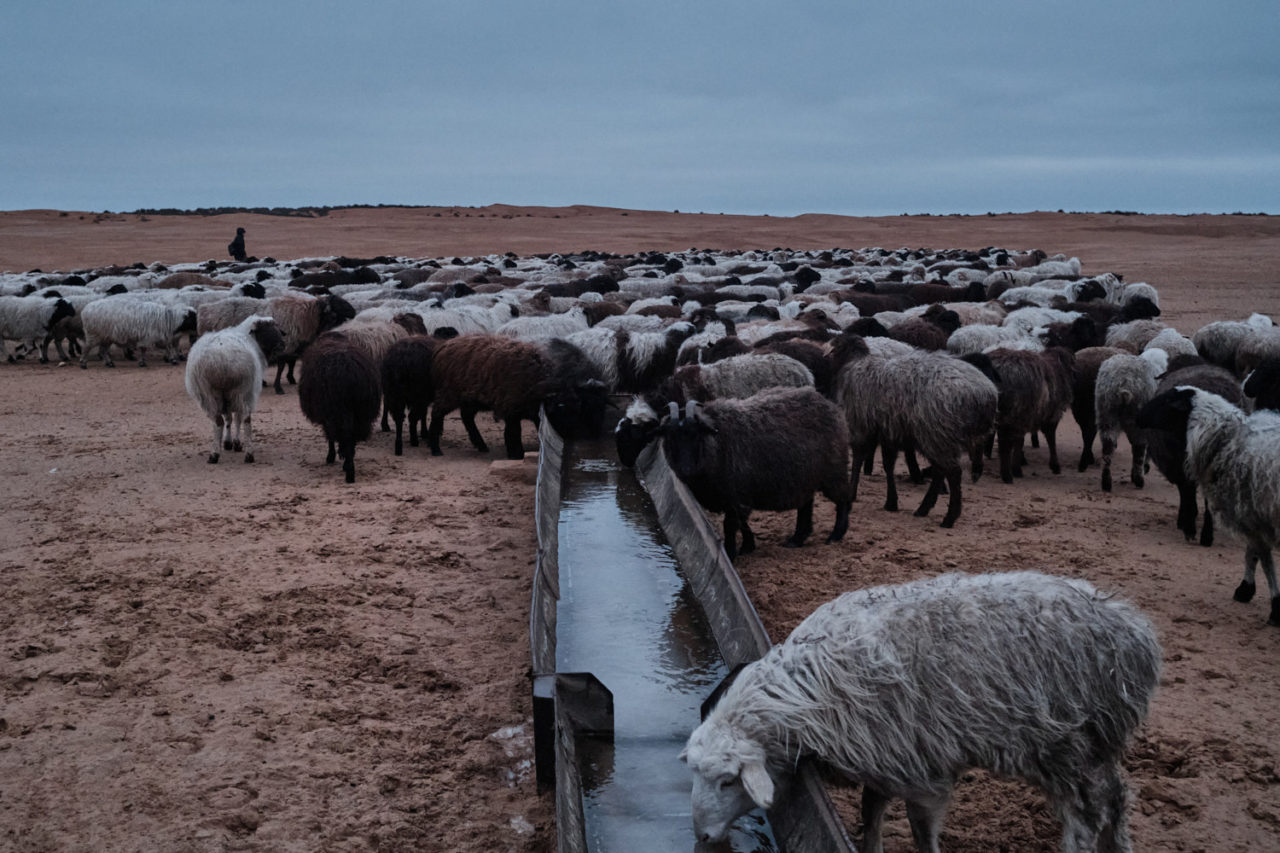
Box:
[529,414,857,853]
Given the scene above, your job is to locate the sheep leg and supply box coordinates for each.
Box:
[286,358,297,384]
[102,344,116,368]
[881,443,899,512]
[1043,423,1061,474]
[461,407,489,453]
[230,411,243,452]
[136,345,148,368]
[1129,439,1146,488]
[969,441,985,483]
[380,402,391,432]
[325,439,337,464]
[427,408,447,456]
[783,499,813,548]
[903,441,924,484]
[208,416,223,464]
[1030,429,1040,448]
[391,407,406,456]
[241,414,255,463]
[940,466,963,528]
[1094,762,1135,853]
[997,427,1018,484]
[1076,405,1097,471]
[915,468,945,518]
[737,509,757,555]
[503,417,525,460]
[341,439,356,483]
[1263,548,1280,626]
[1199,500,1214,547]
[407,406,423,448]
[860,787,891,853]
[1235,545,1261,603]
[904,792,950,853]
[827,498,850,544]
[722,512,740,560]
[273,362,287,395]
[1175,481,1199,540]
[862,453,875,475]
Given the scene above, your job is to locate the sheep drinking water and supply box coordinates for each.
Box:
[682,570,1161,852]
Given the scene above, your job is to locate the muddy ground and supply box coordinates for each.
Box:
[1,207,1279,852]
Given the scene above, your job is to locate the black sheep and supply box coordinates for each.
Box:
[298,337,381,483]
[380,337,439,455]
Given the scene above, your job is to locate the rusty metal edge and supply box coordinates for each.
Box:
[634,441,858,853]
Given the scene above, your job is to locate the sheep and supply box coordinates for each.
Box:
[1143,327,1197,362]
[297,335,382,483]
[1233,325,1280,379]
[615,396,661,468]
[985,347,1075,482]
[566,321,697,393]
[1138,386,1280,625]
[946,322,1041,356]
[1244,356,1280,412]
[658,391,851,559]
[1190,313,1274,371]
[662,352,814,406]
[1104,319,1166,353]
[1142,362,1245,545]
[831,334,998,527]
[1094,349,1168,491]
[184,315,285,464]
[78,297,198,368]
[426,335,605,460]
[262,292,357,393]
[683,570,1161,852]
[380,336,439,455]
[496,305,590,340]
[0,295,76,362]
[1067,346,1127,471]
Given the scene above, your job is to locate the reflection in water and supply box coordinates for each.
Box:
[557,441,777,852]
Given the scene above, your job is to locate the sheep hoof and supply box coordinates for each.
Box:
[232,441,243,452]
[274,387,285,396]
[1268,598,1280,626]
[1101,471,1112,492]
[244,453,254,464]
[913,507,930,518]
[940,516,958,529]
[208,453,220,464]
[782,538,804,549]
[1133,474,1144,489]
[431,448,442,457]
[106,361,115,368]
[1234,580,1256,603]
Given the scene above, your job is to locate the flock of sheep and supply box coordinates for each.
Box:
[3,243,1279,851]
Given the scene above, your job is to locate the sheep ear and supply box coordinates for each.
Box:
[678,746,688,762]
[740,761,774,809]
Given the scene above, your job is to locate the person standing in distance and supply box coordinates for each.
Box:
[228,227,247,261]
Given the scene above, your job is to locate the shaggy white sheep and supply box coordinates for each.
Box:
[683,571,1161,852]
[184,315,284,463]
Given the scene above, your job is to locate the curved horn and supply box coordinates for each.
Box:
[685,400,698,419]
[668,401,679,420]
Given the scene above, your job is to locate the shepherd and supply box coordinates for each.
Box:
[228,227,247,261]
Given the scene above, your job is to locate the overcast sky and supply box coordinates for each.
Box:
[4,1,1277,216]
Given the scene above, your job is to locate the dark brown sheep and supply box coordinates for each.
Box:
[986,347,1075,483]
[298,336,382,483]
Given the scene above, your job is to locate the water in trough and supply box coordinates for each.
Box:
[555,440,777,852]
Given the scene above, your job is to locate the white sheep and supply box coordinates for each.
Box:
[683,570,1161,852]
[0,295,76,362]
[79,296,198,368]
[1139,386,1280,625]
[1095,349,1168,491]
[184,315,284,463]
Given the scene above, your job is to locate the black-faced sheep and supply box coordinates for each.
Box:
[1139,386,1280,625]
[1142,362,1244,545]
[658,391,851,559]
[426,335,605,460]
[0,295,76,362]
[184,315,285,464]
[683,570,1161,851]
[298,336,382,483]
[79,297,197,368]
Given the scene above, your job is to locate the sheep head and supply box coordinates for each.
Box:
[681,717,775,844]
[1136,386,1196,432]
[658,400,719,481]
[248,317,286,361]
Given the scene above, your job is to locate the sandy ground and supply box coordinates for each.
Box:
[1,206,1279,852]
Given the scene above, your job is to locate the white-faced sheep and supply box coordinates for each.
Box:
[184,315,285,464]
[831,334,999,527]
[1095,349,1168,491]
[0,295,76,362]
[1139,386,1280,625]
[658,390,851,559]
[683,570,1161,852]
[298,336,382,484]
[78,296,198,368]
[1142,362,1245,545]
